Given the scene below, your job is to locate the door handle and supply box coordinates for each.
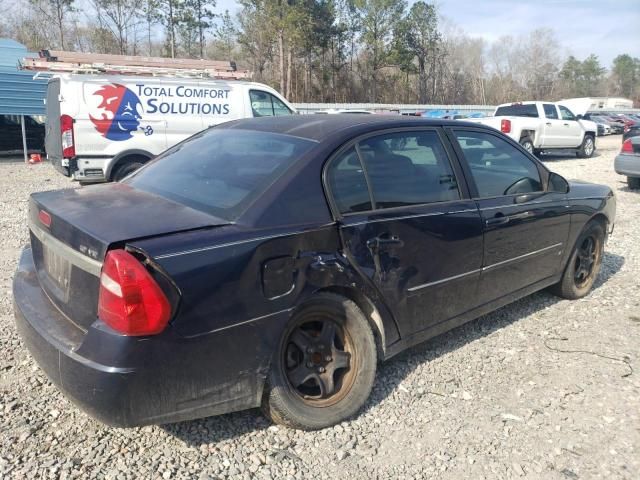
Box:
[366,235,404,251]
[485,215,510,227]
[563,123,569,126]
[545,122,552,126]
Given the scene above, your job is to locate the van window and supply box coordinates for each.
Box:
[250,90,293,117]
[127,129,314,220]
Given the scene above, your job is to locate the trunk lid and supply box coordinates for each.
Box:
[29,183,228,330]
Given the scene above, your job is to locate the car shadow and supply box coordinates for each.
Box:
[162,251,624,446]
[539,149,602,162]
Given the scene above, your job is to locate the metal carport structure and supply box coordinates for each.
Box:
[0,39,47,162]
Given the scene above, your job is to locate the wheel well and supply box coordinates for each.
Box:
[519,130,535,142]
[316,286,386,361]
[584,131,596,139]
[109,154,151,181]
[590,213,608,232]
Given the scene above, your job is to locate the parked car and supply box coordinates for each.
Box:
[14,115,615,429]
[326,109,373,114]
[585,115,613,135]
[467,101,597,157]
[623,124,640,141]
[0,115,45,156]
[614,136,640,189]
[45,74,295,183]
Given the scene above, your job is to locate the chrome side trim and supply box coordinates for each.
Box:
[184,308,293,338]
[29,220,102,277]
[407,268,481,292]
[155,227,336,260]
[345,208,479,228]
[482,243,563,272]
[406,242,563,293]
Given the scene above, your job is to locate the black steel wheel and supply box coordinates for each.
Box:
[262,293,377,430]
[550,221,604,299]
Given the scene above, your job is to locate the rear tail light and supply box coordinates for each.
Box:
[624,125,630,133]
[38,209,51,228]
[621,139,633,154]
[60,114,75,158]
[501,119,511,134]
[98,249,171,336]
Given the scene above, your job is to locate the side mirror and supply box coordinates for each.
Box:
[548,172,570,193]
[576,114,583,120]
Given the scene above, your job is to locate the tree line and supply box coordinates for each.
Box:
[2,0,639,106]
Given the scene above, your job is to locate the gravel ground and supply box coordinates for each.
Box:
[1,135,639,480]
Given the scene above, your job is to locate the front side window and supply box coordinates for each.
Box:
[559,106,576,121]
[250,90,293,117]
[454,130,542,197]
[543,104,558,119]
[358,131,460,209]
[127,129,314,220]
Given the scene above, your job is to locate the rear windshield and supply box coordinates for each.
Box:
[127,129,315,221]
[494,104,539,118]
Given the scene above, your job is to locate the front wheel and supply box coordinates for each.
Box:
[576,135,595,158]
[549,221,604,299]
[261,293,377,430]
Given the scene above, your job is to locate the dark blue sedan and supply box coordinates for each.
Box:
[14,115,616,430]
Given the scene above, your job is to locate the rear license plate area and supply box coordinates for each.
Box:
[42,245,71,302]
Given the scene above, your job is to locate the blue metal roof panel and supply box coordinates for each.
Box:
[0,39,47,115]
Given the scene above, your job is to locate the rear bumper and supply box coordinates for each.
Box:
[614,154,640,177]
[13,247,286,427]
[71,157,111,183]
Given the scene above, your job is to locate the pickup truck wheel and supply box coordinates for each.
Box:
[576,135,595,158]
[628,177,640,189]
[519,137,534,155]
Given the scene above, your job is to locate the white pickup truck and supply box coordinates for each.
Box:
[467,101,598,158]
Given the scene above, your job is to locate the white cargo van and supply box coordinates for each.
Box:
[45,74,296,182]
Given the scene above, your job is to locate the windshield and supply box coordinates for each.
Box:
[494,104,539,118]
[127,129,316,221]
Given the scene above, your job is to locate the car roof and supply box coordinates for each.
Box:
[219,114,475,142]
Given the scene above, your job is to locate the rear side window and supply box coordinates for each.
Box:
[359,131,459,208]
[127,129,314,220]
[327,130,460,214]
[543,104,558,119]
[327,147,372,214]
[494,104,539,118]
[454,130,542,197]
[250,90,292,117]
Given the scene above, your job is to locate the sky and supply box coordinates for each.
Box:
[216,0,640,67]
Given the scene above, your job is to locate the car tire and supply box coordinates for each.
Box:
[549,221,604,300]
[111,159,145,182]
[576,135,595,158]
[261,293,377,430]
[628,176,640,189]
[519,136,535,155]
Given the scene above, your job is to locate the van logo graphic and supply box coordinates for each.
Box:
[89,84,146,141]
